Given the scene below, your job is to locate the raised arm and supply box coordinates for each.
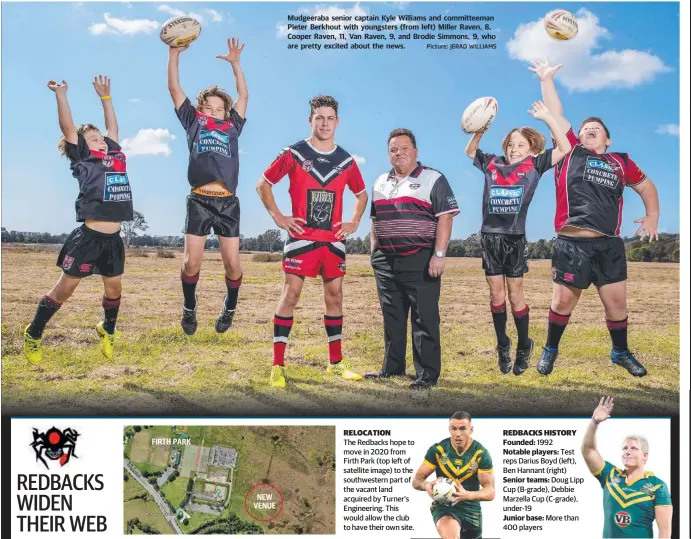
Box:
[529,58,570,134]
[93,75,118,142]
[168,45,189,109]
[631,179,660,242]
[216,37,248,118]
[48,80,77,145]
[411,461,437,499]
[581,396,613,474]
[465,131,485,159]
[256,176,305,237]
[527,101,572,165]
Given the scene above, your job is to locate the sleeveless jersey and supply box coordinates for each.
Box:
[65,134,133,223]
[593,461,671,538]
[554,129,647,236]
[473,148,553,235]
[262,140,366,243]
[176,98,245,192]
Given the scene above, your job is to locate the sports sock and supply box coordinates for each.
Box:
[606,317,628,353]
[27,295,62,339]
[491,302,510,347]
[180,270,199,310]
[224,275,242,311]
[512,305,530,350]
[324,315,343,364]
[273,315,293,367]
[546,309,571,349]
[102,296,121,335]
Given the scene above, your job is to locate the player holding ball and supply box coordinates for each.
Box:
[465,100,572,375]
[24,76,133,363]
[167,37,248,336]
[531,58,661,377]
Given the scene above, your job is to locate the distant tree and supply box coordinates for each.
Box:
[133,425,142,432]
[121,211,149,248]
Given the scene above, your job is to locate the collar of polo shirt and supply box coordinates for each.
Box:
[390,161,423,183]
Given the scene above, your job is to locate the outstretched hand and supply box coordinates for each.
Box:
[529,57,564,80]
[634,215,659,242]
[216,37,245,64]
[592,396,614,424]
[47,80,68,94]
[527,100,553,121]
[92,75,111,98]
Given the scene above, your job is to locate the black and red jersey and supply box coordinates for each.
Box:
[176,98,245,192]
[65,134,133,223]
[473,148,553,235]
[554,129,647,236]
[262,140,366,243]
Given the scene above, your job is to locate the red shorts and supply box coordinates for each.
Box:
[282,240,346,279]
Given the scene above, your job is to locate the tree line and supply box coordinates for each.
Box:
[2,225,679,263]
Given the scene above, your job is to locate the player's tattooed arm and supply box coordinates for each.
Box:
[529,58,571,135]
[168,44,190,109]
[655,505,673,538]
[216,37,247,119]
[93,75,118,143]
[581,396,612,474]
[411,461,438,498]
[464,130,486,159]
[452,471,495,503]
[256,176,306,237]
[47,80,77,145]
[527,101,572,165]
[631,179,660,242]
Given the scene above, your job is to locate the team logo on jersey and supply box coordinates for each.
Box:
[332,166,343,175]
[198,115,208,126]
[306,189,335,231]
[516,171,526,178]
[491,170,498,181]
[409,183,421,190]
[102,155,114,167]
[440,456,450,465]
[302,160,313,172]
[469,460,479,471]
[62,255,74,271]
[612,475,622,485]
[614,511,631,528]
[640,483,655,497]
[317,157,330,164]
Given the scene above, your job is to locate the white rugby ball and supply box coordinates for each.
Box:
[160,16,202,48]
[432,478,456,505]
[461,97,498,134]
[544,9,578,41]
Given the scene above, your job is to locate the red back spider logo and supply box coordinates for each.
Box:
[30,427,80,469]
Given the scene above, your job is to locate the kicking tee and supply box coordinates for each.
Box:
[424,438,493,519]
[554,129,647,236]
[65,134,133,223]
[262,140,366,243]
[473,149,553,235]
[593,461,671,538]
[176,97,245,192]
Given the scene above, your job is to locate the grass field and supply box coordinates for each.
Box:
[122,479,175,534]
[1,245,679,416]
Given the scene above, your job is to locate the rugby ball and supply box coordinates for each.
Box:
[160,16,202,48]
[432,478,456,505]
[461,97,498,134]
[544,9,578,41]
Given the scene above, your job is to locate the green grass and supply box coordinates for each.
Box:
[1,249,679,416]
[160,475,189,509]
[122,479,175,534]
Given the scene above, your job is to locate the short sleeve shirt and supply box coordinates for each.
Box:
[262,140,365,243]
[593,461,671,538]
[473,149,553,235]
[65,134,133,223]
[370,163,459,256]
[554,129,647,236]
[176,98,246,192]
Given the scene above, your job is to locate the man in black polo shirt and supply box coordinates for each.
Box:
[366,128,459,389]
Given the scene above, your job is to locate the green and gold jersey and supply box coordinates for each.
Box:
[594,461,671,538]
[424,438,493,513]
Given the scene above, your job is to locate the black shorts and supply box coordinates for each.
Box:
[185,193,240,238]
[481,233,528,278]
[552,235,627,289]
[56,224,125,278]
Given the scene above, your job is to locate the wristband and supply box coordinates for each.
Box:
[100,96,112,101]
